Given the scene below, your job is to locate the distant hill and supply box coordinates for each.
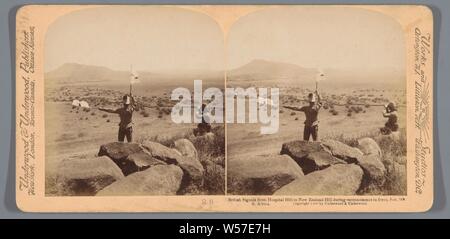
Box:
[45,63,224,86]
[45,63,131,83]
[227,59,405,89]
[46,62,404,89]
[228,59,318,83]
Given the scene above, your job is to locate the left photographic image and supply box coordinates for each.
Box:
[44,6,225,196]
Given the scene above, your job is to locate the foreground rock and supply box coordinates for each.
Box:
[96,165,183,196]
[126,151,166,173]
[141,140,204,183]
[281,140,322,159]
[98,142,143,175]
[173,139,203,180]
[98,142,142,161]
[274,164,363,195]
[141,141,182,163]
[280,140,345,174]
[56,156,124,196]
[357,138,382,157]
[174,139,198,161]
[321,139,363,163]
[228,155,304,195]
[358,154,386,186]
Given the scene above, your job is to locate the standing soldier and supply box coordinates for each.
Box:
[380,101,398,135]
[99,94,135,142]
[284,91,322,141]
[299,91,322,141]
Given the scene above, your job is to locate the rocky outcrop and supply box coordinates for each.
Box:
[274,164,363,195]
[98,142,144,175]
[142,140,204,191]
[228,155,304,195]
[280,140,345,174]
[357,137,382,157]
[225,135,401,196]
[126,151,166,172]
[141,140,183,164]
[98,142,142,161]
[141,140,204,185]
[174,139,198,161]
[281,140,323,160]
[358,154,386,186]
[96,165,183,196]
[173,139,204,182]
[55,156,124,196]
[321,139,363,163]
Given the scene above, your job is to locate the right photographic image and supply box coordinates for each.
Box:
[226,6,407,196]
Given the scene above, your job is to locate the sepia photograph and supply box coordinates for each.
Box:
[43,6,226,196]
[226,6,407,196]
[14,5,433,212]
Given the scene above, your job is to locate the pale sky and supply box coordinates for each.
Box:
[227,6,405,71]
[45,6,404,73]
[45,6,225,72]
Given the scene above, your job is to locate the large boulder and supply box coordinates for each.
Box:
[228,155,304,195]
[321,139,363,163]
[280,140,345,174]
[140,141,181,164]
[125,151,166,174]
[55,156,124,196]
[358,154,386,186]
[98,142,143,161]
[98,142,165,176]
[174,139,198,161]
[173,139,204,180]
[141,140,204,182]
[274,164,363,195]
[281,140,323,159]
[98,142,143,175]
[357,137,382,157]
[96,165,183,196]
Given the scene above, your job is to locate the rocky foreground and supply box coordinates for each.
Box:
[51,132,405,196]
[53,133,222,196]
[228,135,406,195]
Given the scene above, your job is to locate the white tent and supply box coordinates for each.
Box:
[71,99,80,107]
[258,97,278,109]
[79,101,90,108]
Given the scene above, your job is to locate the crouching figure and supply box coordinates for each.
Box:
[380,102,399,135]
[193,103,212,136]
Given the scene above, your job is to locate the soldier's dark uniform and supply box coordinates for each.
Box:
[99,95,135,142]
[380,102,399,135]
[298,99,322,141]
[194,103,211,136]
